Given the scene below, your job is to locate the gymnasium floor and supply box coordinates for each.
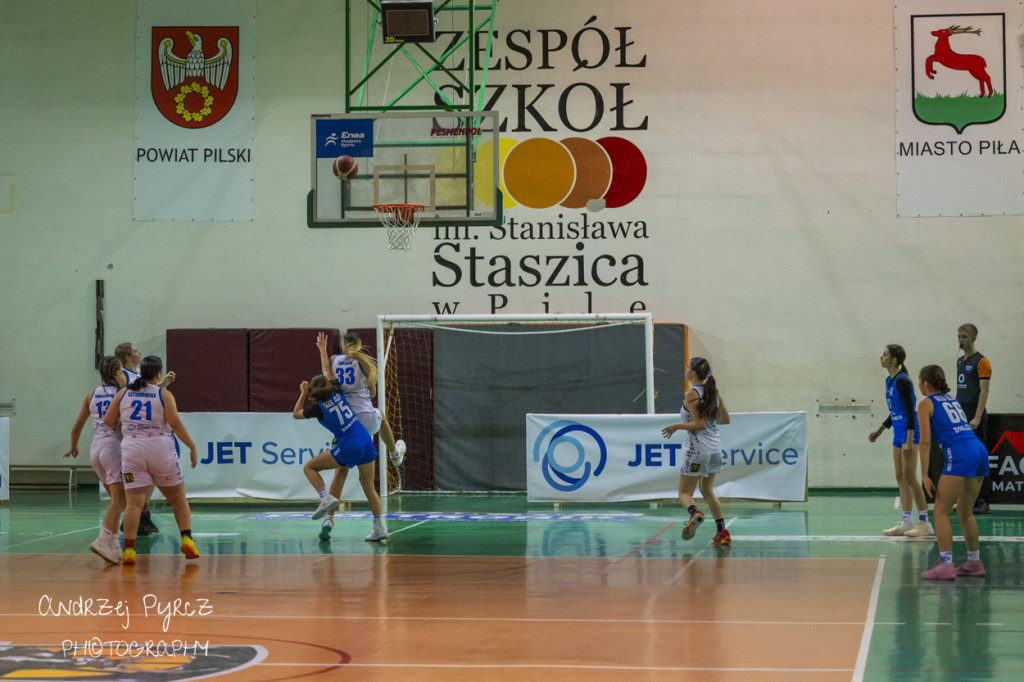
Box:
[1,490,1022,681]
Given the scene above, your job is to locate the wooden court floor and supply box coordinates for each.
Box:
[1,491,1023,681]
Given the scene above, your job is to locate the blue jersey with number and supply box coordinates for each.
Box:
[885,372,916,429]
[316,392,373,448]
[119,383,171,437]
[927,393,976,451]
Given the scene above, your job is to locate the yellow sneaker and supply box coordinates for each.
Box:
[122,547,136,566]
[180,536,200,560]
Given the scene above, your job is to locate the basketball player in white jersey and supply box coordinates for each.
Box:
[103,355,198,565]
[65,355,126,564]
[114,341,176,536]
[315,331,406,540]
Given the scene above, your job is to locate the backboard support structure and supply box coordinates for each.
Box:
[307,110,502,228]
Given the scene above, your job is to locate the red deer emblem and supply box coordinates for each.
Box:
[926,25,993,97]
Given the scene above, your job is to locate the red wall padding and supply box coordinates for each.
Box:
[166,329,249,412]
[248,328,341,412]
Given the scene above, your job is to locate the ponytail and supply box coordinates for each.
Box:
[130,355,163,391]
[689,357,720,421]
[342,332,378,386]
[308,375,345,402]
[99,356,122,387]
[919,365,950,394]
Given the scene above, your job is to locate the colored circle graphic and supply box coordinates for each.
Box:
[597,137,647,208]
[503,138,575,209]
[474,137,519,208]
[476,136,646,210]
[559,137,612,209]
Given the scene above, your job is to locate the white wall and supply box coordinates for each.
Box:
[1,0,1021,487]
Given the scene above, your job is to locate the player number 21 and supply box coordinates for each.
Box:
[129,400,152,421]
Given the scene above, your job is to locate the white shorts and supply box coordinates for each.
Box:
[90,435,122,486]
[681,449,724,477]
[355,408,382,436]
[121,434,183,491]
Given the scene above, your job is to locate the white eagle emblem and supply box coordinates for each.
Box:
[157,30,233,91]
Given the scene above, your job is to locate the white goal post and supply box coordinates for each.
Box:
[374,313,654,510]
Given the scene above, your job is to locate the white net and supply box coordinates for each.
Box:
[373,203,424,251]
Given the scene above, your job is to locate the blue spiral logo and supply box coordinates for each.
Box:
[532,421,607,492]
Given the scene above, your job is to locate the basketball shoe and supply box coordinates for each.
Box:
[711,529,731,546]
[955,559,986,576]
[882,521,909,536]
[319,518,334,541]
[313,494,340,520]
[922,561,956,580]
[180,536,200,560]
[389,440,407,467]
[90,536,121,565]
[903,520,935,538]
[681,511,704,540]
[122,548,137,566]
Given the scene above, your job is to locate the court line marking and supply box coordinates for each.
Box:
[259,662,855,672]
[852,555,885,682]
[3,525,101,550]
[733,535,1024,542]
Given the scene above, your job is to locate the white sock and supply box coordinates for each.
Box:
[967,550,980,561]
[902,511,912,524]
[940,551,953,564]
[918,511,929,523]
[317,487,327,500]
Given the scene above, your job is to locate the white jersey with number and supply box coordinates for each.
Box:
[331,354,373,415]
[119,382,171,437]
[89,385,120,439]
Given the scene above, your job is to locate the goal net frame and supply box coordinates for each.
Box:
[374,313,655,510]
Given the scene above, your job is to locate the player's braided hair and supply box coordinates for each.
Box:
[689,357,720,421]
[308,374,345,402]
[99,355,122,388]
[919,365,951,394]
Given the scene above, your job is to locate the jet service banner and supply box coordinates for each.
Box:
[134,0,255,221]
[526,413,807,503]
[895,0,1024,216]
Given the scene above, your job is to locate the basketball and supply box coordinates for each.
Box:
[332,155,358,180]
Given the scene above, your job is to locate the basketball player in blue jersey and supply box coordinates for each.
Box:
[64,356,127,564]
[916,365,989,580]
[316,331,405,540]
[661,357,732,545]
[103,356,199,565]
[869,345,933,537]
[294,375,388,542]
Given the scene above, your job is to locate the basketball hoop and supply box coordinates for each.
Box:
[373,203,424,251]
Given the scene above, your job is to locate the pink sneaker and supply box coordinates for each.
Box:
[955,559,986,577]
[922,561,956,580]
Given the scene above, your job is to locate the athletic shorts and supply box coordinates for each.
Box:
[892,423,920,447]
[330,438,378,469]
[942,437,990,478]
[681,449,724,477]
[121,434,184,491]
[89,435,122,486]
[355,408,382,437]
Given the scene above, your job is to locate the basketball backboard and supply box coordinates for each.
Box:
[308,110,502,228]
